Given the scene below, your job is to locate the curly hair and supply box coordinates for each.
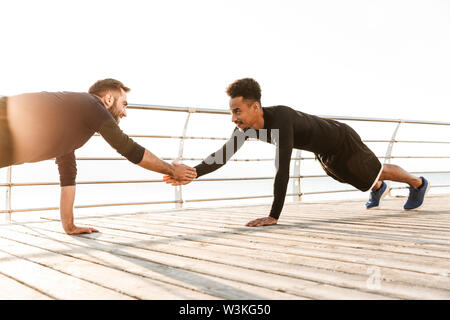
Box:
[88,78,130,97]
[226,78,261,106]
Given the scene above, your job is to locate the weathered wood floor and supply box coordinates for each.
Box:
[0,195,449,300]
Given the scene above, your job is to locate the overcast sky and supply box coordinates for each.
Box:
[1,0,449,122]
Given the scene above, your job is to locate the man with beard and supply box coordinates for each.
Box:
[0,79,197,234]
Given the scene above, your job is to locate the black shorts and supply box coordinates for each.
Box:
[316,124,382,192]
[0,96,13,168]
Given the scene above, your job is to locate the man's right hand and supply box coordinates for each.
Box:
[163,175,193,186]
[172,163,197,182]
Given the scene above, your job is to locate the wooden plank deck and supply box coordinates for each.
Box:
[0,194,449,300]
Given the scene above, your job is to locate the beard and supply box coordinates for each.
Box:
[108,101,121,123]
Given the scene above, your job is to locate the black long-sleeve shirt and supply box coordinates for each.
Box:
[6,92,145,186]
[195,105,348,219]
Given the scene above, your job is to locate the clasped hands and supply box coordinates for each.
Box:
[163,161,279,228]
[164,161,197,186]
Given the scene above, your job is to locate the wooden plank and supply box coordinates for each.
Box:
[73,218,450,288]
[0,235,218,300]
[184,205,450,231]
[146,207,450,242]
[0,227,298,300]
[0,272,52,300]
[0,246,131,300]
[102,211,450,257]
[1,223,388,300]
[107,208,450,235]
[60,217,450,291]
[93,197,450,232]
[167,216,450,245]
[205,197,450,224]
[76,216,450,276]
[111,212,450,249]
[274,211,450,233]
[21,220,450,299]
[3,195,448,300]
[101,208,450,248]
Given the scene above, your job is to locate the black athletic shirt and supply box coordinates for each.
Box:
[5,92,145,186]
[195,106,348,219]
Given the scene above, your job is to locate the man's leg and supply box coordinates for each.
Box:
[369,164,429,210]
[372,164,422,190]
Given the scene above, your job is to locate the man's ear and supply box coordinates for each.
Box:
[103,92,115,109]
[253,101,260,112]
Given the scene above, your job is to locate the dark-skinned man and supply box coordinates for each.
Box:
[164,78,429,227]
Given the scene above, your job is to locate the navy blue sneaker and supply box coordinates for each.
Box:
[404,177,430,210]
[366,181,389,209]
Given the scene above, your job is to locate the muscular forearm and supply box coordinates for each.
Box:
[59,185,99,235]
[138,149,174,176]
[269,175,289,219]
[269,146,293,219]
[60,185,76,232]
[195,128,246,178]
[194,161,224,178]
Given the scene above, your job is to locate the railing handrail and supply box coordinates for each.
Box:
[128,103,450,126]
[3,171,450,188]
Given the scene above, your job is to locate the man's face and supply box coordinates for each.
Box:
[229,96,258,130]
[108,89,128,124]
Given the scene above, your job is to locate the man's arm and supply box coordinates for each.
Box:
[195,127,247,177]
[269,144,293,218]
[56,152,98,235]
[246,125,294,227]
[164,127,246,185]
[246,144,293,227]
[59,185,98,234]
[138,149,196,180]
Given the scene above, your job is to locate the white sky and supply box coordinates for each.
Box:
[1,0,450,122]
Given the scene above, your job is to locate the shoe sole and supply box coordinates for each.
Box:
[403,182,431,211]
[366,186,390,210]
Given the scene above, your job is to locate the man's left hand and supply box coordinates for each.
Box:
[246,216,278,227]
[64,225,99,235]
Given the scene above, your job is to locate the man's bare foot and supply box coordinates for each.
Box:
[246,216,278,227]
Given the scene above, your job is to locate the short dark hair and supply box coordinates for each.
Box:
[226,78,261,106]
[88,78,130,97]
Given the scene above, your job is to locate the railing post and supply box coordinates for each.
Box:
[175,110,194,208]
[292,149,302,201]
[384,121,402,196]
